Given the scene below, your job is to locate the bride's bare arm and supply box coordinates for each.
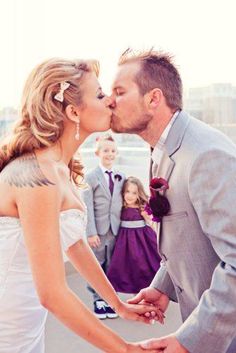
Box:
[13,163,142,353]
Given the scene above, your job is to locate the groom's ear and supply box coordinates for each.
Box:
[145,88,163,110]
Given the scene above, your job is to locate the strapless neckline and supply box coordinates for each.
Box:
[0,208,86,224]
[60,208,86,215]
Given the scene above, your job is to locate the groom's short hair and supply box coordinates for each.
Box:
[118,48,183,110]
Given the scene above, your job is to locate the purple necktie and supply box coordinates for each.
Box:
[105,170,114,195]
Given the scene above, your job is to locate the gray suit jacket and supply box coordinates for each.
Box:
[82,166,125,237]
[151,111,236,353]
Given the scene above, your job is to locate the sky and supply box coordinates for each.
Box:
[1,0,236,108]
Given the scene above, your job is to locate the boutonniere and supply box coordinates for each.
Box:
[114,173,122,181]
[145,177,170,222]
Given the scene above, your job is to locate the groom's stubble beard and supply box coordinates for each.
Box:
[111,112,153,134]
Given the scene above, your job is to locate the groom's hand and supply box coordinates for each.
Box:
[105,342,161,353]
[117,301,165,325]
[140,335,189,353]
[127,287,169,322]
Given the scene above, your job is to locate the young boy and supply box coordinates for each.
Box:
[83,134,125,319]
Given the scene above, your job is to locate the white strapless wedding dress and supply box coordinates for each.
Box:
[0,209,87,353]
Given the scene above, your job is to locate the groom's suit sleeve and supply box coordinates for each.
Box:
[175,148,236,353]
[83,173,98,237]
[150,261,178,302]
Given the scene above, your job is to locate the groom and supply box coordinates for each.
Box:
[109,49,236,353]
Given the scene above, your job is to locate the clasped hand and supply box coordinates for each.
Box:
[139,335,189,353]
[117,300,164,325]
[115,286,168,325]
[124,287,189,352]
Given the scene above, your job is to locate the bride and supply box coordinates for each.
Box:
[0,58,161,353]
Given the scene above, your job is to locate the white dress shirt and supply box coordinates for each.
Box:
[99,163,115,185]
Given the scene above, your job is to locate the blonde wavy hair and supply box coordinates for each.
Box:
[0,58,99,185]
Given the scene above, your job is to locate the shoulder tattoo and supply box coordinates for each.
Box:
[0,153,55,188]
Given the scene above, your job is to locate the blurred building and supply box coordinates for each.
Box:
[185,83,236,143]
[0,107,17,136]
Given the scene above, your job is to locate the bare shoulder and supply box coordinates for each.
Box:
[0,152,57,188]
[0,152,62,215]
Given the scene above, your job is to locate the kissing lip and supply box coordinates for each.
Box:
[111,112,117,119]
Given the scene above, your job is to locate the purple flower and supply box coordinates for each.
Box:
[145,177,170,223]
[149,195,170,217]
[114,173,122,181]
[144,203,161,223]
[150,177,169,197]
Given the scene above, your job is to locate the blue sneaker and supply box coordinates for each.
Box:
[105,303,118,319]
[94,300,107,320]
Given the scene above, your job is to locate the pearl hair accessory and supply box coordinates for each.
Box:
[54,81,70,102]
[75,120,80,140]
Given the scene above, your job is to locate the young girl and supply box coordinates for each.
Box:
[107,176,161,294]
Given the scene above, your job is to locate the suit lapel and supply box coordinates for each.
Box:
[95,166,111,198]
[156,151,175,187]
[153,111,191,183]
[152,111,191,246]
[165,110,190,157]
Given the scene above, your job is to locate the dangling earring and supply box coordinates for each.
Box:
[75,119,80,140]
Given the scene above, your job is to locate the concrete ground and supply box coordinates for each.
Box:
[45,267,182,353]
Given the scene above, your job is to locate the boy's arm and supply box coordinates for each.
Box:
[82,174,98,237]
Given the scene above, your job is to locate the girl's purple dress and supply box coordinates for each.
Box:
[107,207,161,293]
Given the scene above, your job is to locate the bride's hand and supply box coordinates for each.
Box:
[116,301,165,325]
[126,342,161,353]
[104,342,161,353]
